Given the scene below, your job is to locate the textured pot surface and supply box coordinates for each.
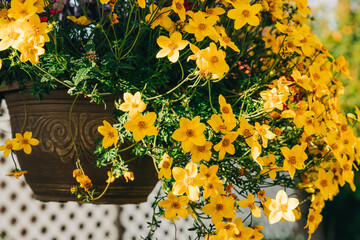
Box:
[4,90,158,204]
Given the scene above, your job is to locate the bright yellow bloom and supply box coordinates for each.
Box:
[260,87,288,112]
[238,193,261,218]
[156,31,189,63]
[0,138,20,157]
[201,43,229,79]
[123,112,158,142]
[258,154,281,180]
[171,0,186,22]
[281,143,307,179]
[238,117,255,147]
[233,218,254,239]
[207,114,236,134]
[67,16,93,25]
[0,21,25,51]
[291,68,312,91]
[218,95,236,123]
[172,116,206,152]
[145,5,172,29]
[119,91,146,118]
[296,0,311,17]
[190,141,213,162]
[314,168,338,201]
[203,177,224,199]
[253,122,276,148]
[172,162,205,201]
[215,220,239,239]
[268,190,299,224]
[213,132,238,160]
[228,3,262,29]
[184,12,218,42]
[6,169,28,179]
[158,192,189,220]
[19,39,45,64]
[24,14,50,45]
[216,26,240,52]
[202,194,235,224]
[106,170,120,183]
[14,131,39,154]
[98,120,119,148]
[158,153,173,179]
[138,0,145,8]
[305,208,322,239]
[8,0,37,21]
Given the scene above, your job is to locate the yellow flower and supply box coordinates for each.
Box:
[18,39,45,64]
[0,21,25,51]
[281,143,307,179]
[171,0,186,22]
[227,3,262,29]
[123,112,158,142]
[213,132,238,160]
[291,68,312,91]
[137,0,145,8]
[268,190,299,224]
[14,131,39,154]
[145,5,173,29]
[305,208,322,239]
[98,120,119,148]
[158,153,173,179]
[172,162,205,201]
[67,16,93,26]
[260,87,288,112]
[156,31,189,63]
[207,114,235,134]
[296,0,311,17]
[233,218,254,239]
[124,171,134,182]
[258,154,281,180]
[158,192,189,220]
[238,193,261,218]
[0,138,20,157]
[253,122,276,148]
[314,168,338,201]
[218,95,236,123]
[8,0,37,21]
[216,26,240,52]
[184,11,218,42]
[201,42,229,79]
[190,141,213,162]
[172,116,206,152]
[76,174,93,191]
[202,194,235,224]
[6,169,28,179]
[237,117,255,147]
[118,91,146,118]
[215,220,239,239]
[203,177,224,199]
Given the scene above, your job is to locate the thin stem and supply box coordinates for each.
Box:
[10,151,18,170]
[208,80,216,114]
[69,94,80,160]
[20,95,27,134]
[91,180,111,201]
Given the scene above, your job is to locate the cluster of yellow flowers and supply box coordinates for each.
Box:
[0,0,50,65]
[86,0,358,238]
[0,131,39,178]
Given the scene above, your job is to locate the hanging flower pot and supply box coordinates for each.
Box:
[3,89,158,204]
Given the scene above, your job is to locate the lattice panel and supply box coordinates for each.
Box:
[0,101,120,240]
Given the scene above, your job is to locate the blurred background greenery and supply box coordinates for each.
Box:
[313,0,360,239]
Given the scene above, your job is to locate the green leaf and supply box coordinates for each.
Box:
[73,67,92,85]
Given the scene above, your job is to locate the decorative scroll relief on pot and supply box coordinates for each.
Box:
[9,113,114,164]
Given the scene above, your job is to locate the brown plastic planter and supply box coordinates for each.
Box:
[3,89,158,204]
